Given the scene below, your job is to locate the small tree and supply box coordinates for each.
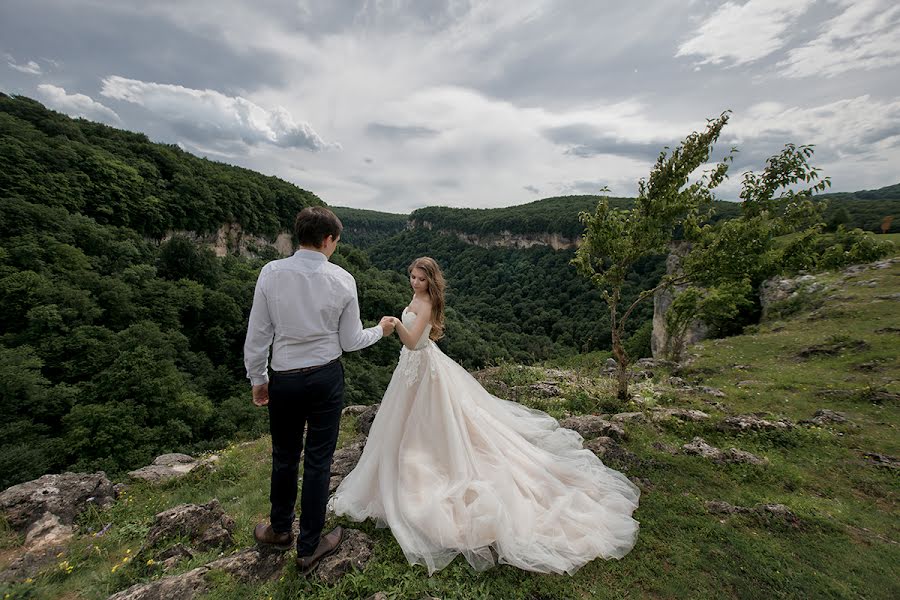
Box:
[572,113,732,401]
[663,144,832,360]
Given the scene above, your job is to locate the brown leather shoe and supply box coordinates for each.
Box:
[253,523,293,551]
[295,526,344,575]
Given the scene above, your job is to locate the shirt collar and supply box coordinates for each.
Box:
[293,248,328,261]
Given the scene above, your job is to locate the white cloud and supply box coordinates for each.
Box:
[99,75,337,152]
[36,84,122,125]
[677,0,815,66]
[778,0,900,78]
[733,95,900,152]
[6,56,42,75]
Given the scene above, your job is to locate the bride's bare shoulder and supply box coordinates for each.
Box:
[408,297,432,316]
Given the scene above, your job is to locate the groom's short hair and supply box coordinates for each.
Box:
[295,206,343,247]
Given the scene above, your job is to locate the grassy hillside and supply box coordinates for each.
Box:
[4,251,897,599]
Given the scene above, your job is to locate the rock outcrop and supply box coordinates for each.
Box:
[651,241,709,360]
[719,415,793,432]
[682,437,768,465]
[160,223,293,259]
[408,220,581,250]
[107,547,287,600]
[0,472,115,582]
[314,528,375,583]
[559,415,626,440]
[0,472,115,532]
[128,453,217,483]
[144,500,235,551]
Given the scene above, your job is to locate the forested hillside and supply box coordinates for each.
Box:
[0,96,410,489]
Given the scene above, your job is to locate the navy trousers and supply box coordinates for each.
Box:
[267,360,344,555]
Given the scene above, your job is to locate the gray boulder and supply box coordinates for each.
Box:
[719,415,793,432]
[650,407,710,422]
[682,437,767,465]
[0,471,114,532]
[315,528,375,583]
[560,415,626,440]
[127,454,216,483]
[801,409,849,426]
[145,499,235,550]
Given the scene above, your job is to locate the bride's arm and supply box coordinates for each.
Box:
[392,305,432,350]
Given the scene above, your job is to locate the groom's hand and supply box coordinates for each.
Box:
[379,316,395,336]
[251,383,269,407]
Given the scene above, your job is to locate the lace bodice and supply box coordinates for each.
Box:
[402,308,433,350]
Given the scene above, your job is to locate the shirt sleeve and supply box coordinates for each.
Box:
[338,278,383,352]
[244,268,275,386]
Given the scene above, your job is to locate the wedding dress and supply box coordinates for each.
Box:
[329,309,640,575]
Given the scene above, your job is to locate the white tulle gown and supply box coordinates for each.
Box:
[329,309,640,575]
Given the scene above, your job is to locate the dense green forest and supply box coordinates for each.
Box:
[330,206,408,247]
[0,95,410,489]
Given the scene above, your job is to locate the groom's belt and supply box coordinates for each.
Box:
[273,358,341,376]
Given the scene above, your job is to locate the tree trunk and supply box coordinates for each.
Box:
[609,295,630,401]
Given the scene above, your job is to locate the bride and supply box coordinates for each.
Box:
[329,257,640,575]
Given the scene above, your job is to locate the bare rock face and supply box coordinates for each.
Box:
[128,453,212,483]
[560,415,626,440]
[0,471,115,532]
[107,547,287,600]
[357,404,380,436]
[315,528,375,584]
[145,499,235,551]
[719,415,793,432]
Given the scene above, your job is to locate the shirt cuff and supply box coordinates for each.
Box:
[249,374,269,386]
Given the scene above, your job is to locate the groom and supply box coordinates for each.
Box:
[244,206,394,573]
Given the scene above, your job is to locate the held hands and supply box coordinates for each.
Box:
[379,316,396,337]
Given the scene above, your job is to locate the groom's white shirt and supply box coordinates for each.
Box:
[244,248,382,386]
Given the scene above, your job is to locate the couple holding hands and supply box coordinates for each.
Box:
[244,207,639,577]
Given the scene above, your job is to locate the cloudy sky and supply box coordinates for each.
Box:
[2,0,898,213]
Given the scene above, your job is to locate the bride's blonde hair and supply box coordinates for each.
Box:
[409,256,445,341]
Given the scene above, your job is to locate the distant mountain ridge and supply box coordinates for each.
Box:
[334,183,900,250]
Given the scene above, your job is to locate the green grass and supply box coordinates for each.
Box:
[2,256,898,599]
